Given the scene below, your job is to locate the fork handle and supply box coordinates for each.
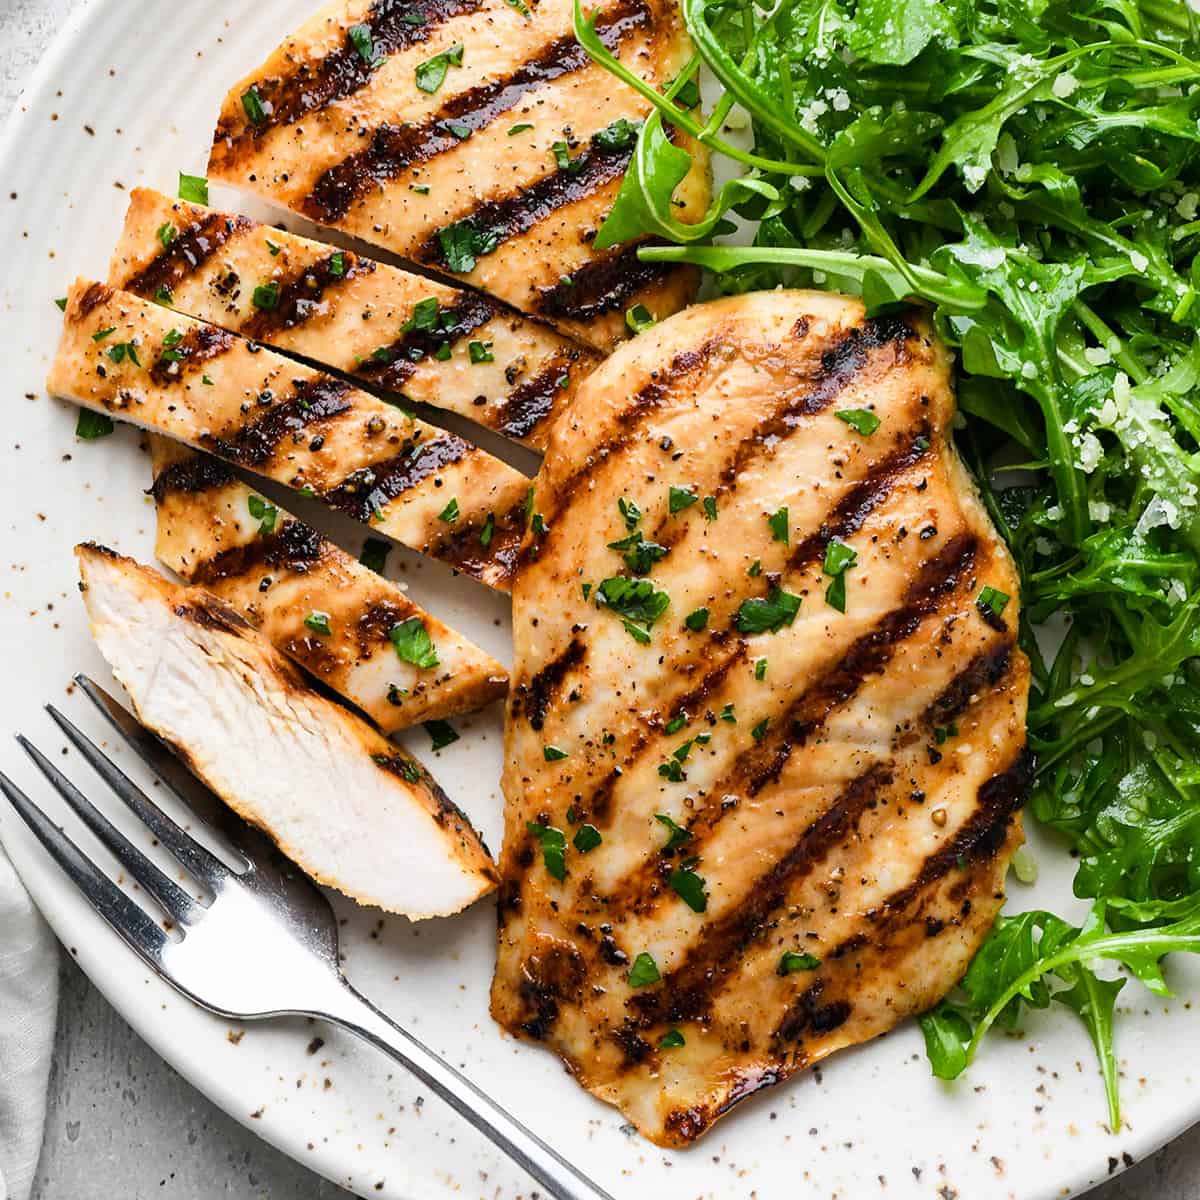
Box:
[321,981,617,1200]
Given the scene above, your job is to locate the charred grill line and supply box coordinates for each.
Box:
[417,136,636,272]
[189,519,328,588]
[304,0,650,223]
[202,377,356,468]
[517,638,587,731]
[497,352,577,441]
[534,245,675,324]
[121,213,254,301]
[211,0,489,162]
[148,453,236,502]
[239,253,375,342]
[148,325,238,387]
[351,291,501,390]
[322,433,474,524]
[426,499,527,579]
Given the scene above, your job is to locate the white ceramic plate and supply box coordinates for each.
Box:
[1,3,1197,1197]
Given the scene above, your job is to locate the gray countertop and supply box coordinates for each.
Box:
[3,1,1199,1197]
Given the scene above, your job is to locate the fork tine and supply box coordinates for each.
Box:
[17,735,203,928]
[0,768,169,965]
[45,700,230,890]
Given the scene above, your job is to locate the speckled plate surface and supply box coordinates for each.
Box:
[0,2,1197,1198]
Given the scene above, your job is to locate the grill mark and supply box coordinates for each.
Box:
[350,291,500,390]
[189,519,329,589]
[773,980,853,1044]
[202,377,356,468]
[238,253,375,342]
[148,454,236,502]
[74,283,114,320]
[356,599,421,656]
[322,433,472,522]
[121,213,254,301]
[418,134,635,273]
[517,637,586,731]
[148,324,238,386]
[212,0,488,161]
[601,534,980,913]
[497,352,577,441]
[425,499,526,580]
[304,0,649,223]
[534,244,676,324]
[921,641,1015,729]
[637,762,894,1028]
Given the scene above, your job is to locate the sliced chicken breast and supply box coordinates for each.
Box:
[48,280,530,591]
[109,188,600,449]
[148,436,507,730]
[206,0,708,350]
[78,543,497,917]
[493,291,1031,1145]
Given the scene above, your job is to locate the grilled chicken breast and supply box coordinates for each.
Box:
[110,188,600,449]
[78,543,497,917]
[206,0,708,350]
[48,280,530,590]
[148,437,507,730]
[493,291,1031,1145]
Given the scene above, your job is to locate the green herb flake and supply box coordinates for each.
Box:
[177,172,209,204]
[755,657,767,680]
[543,745,569,761]
[526,821,567,881]
[304,610,332,636]
[669,486,698,514]
[479,511,496,549]
[91,326,117,343]
[654,812,693,851]
[669,865,708,913]
[155,222,176,249]
[265,238,281,257]
[508,122,534,135]
[751,717,769,742]
[415,43,463,94]
[659,1029,686,1048]
[977,586,1011,618]
[247,494,278,535]
[627,952,661,988]
[424,719,459,751]
[702,496,717,521]
[252,281,280,311]
[736,587,802,634]
[75,409,114,440]
[626,303,656,334]
[573,823,602,853]
[438,498,460,523]
[390,617,440,670]
[348,22,383,68]
[618,496,642,530]
[777,951,822,975]
[835,409,881,437]
[767,507,789,543]
[329,251,347,278]
[468,340,494,363]
[719,703,736,723]
[684,607,709,631]
[241,87,267,125]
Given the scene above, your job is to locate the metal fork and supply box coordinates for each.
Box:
[0,675,615,1200]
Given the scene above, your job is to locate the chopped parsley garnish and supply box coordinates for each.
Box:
[434,341,452,361]
[304,611,332,636]
[627,952,661,988]
[664,714,688,734]
[438,498,460,523]
[415,42,464,94]
[626,303,656,334]
[654,813,692,851]
[54,296,67,311]
[658,758,685,782]
[247,494,277,535]
[573,824,602,853]
[155,222,176,249]
[669,486,698,514]
[551,140,584,174]
[402,297,442,332]
[154,284,174,306]
[424,719,459,751]
[914,435,931,451]
[359,537,390,574]
[618,496,642,530]
[543,745,569,761]
[607,530,669,575]
[201,374,214,386]
[106,342,141,367]
[719,703,736,723]
[835,408,881,437]
[669,864,708,913]
[659,1029,686,1048]
[977,585,1011,618]
[508,122,534,135]
[252,281,280,311]
[74,409,113,440]
[328,251,347,278]
[479,511,496,549]
[526,821,566,881]
[751,717,769,741]
[768,506,789,543]
[437,218,498,273]
[265,238,281,257]
[755,657,767,680]
[348,22,384,68]
[702,495,718,521]
[823,538,859,613]
[684,607,709,631]
[777,951,822,975]
[446,120,472,140]
[468,340,494,363]
[596,575,670,641]
[390,617,439,670]
[593,117,641,152]
[91,326,116,342]
[241,87,267,125]
[748,559,762,577]
[735,587,802,634]
[177,172,209,204]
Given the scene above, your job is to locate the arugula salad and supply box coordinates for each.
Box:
[577,0,1200,1127]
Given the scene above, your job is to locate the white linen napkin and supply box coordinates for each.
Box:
[0,844,59,1200]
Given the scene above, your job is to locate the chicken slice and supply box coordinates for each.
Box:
[493,290,1031,1145]
[78,543,497,917]
[206,0,708,350]
[109,189,600,450]
[148,436,507,730]
[48,280,529,591]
